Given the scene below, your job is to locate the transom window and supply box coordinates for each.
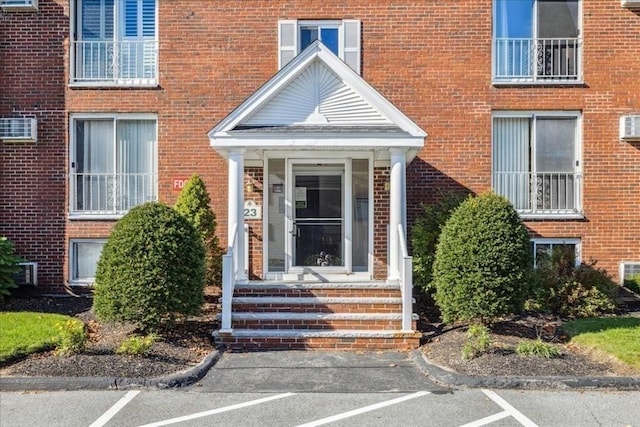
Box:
[492,0,581,83]
[70,114,157,217]
[278,19,361,74]
[70,239,106,285]
[492,112,582,217]
[71,0,157,85]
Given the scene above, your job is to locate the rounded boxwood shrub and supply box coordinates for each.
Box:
[174,174,222,287]
[432,193,532,324]
[93,202,205,331]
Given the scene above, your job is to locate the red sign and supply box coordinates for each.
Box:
[172,177,189,191]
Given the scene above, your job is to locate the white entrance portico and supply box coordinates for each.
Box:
[209,41,426,347]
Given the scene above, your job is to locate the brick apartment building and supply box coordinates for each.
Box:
[1,0,639,349]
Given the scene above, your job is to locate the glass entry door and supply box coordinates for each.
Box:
[292,167,344,268]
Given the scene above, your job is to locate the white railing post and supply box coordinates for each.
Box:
[397,224,413,332]
[220,223,238,333]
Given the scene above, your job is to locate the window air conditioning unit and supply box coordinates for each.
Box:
[0,117,37,142]
[13,262,38,286]
[620,115,640,141]
[622,0,640,9]
[0,0,38,11]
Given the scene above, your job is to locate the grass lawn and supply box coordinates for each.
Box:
[0,312,78,363]
[563,317,640,371]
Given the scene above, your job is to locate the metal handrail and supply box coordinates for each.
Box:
[397,224,413,332]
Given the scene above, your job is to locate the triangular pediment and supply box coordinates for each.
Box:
[243,59,392,126]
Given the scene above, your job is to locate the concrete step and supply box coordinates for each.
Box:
[229,312,418,330]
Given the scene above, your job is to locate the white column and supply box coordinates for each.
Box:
[228,149,246,281]
[388,148,406,281]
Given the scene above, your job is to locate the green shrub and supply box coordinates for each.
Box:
[411,192,467,294]
[516,339,562,359]
[55,319,87,356]
[93,202,206,332]
[624,274,640,295]
[117,334,159,356]
[526,248,617,318]
[175,174,222,287]
[0,237,22,300]
[462,323,492,360]
[433,193,532,324]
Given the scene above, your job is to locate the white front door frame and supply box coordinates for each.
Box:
[263,151,374,281]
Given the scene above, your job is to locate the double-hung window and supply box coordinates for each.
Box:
[70,114,157,217]
[278,19,361,74]
[492,0,581,83]
[71,0,157,85]
[492,112,582,217]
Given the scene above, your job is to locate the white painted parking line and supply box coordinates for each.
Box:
[137,392,296,427]
[89,390,140,427]
[294,391,431,427]
[458,410,511,427]
[482,389,538,427]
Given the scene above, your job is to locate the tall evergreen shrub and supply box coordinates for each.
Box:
[432,193,532,324]
[0,237,21,300]
[174,174,222,287]
[411,192,467,293]
[93,202,205,331]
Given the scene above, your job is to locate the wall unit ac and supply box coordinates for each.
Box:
[620,262,640,285]
[14,262,38,286]
[620,115,640,141]
[0,117,37,142]
[0,0,37,11]
[622,0,640,8]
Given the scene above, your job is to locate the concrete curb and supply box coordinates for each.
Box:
[411,349,640,390]
[0,349,224,392]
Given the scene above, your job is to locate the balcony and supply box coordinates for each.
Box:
[494,171,582,217]
[70,172,157,216]
[493,38,581,84]
[71,40,158,86]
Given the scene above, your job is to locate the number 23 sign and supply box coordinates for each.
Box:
[244,201,262,220]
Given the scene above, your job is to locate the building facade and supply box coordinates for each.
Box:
[1,0,639,348]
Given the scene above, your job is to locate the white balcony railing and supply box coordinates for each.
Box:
[494,171,582,215]
[71,172,157,215]
[493,37,581,82]
[72,40,158,85]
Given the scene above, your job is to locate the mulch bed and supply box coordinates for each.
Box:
[1,293,635,379]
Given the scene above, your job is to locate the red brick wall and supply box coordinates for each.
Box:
[2,0,638,290]
[0,0,68,290]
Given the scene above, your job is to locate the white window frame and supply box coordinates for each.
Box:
[492,0,583,84]
[278,19,361,74]
[619,262,640,285]
[531,238,581,268]
[69,239,107,286]
[69,0,159,86]
[69,113,158,219]
[492,111,583,219]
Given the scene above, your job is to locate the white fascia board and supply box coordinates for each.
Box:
[210,136,424,149]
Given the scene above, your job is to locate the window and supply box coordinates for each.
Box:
[70,239,106,284]
[492,112,581,217]
[531,238,580,268]
[278,19,361,74]
[492,0,581,82]
[620,262,640,285]
[0,0,38,11]
[70,114,157,216]
[71,0,157,85]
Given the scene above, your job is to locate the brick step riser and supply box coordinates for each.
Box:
[232,319,412,330]
[233,290,401,298]
[232,303,402,313]
[215,336,421,351]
